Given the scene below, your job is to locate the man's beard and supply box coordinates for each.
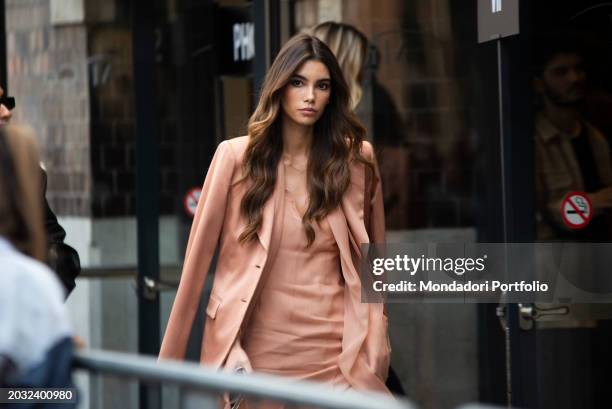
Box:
[542,83,585,108]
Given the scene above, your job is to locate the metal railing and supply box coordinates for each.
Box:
[78,265,180,300]
[73,349,417,409]
[79,265,180,283]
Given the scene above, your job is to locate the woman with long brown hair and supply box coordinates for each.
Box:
[160,33,389,403]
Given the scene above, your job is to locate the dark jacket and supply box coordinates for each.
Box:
[41,169,81,296]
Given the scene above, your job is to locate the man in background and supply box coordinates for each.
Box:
[534,38,612,241]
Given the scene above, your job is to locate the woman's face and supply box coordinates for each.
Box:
[281,59,331,127]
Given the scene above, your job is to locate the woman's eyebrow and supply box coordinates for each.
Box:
[292,74,331,82]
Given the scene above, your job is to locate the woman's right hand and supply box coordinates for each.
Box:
[224,337,252,409]
[225,337,253,373]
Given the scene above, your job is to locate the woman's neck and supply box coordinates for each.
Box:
[281,116,313,157]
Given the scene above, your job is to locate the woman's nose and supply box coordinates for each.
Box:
[303,87,315,102]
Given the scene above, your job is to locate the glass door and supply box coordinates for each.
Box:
[497,1,612,408]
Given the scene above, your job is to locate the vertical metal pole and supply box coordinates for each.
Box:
[253,0,281,103]
[495,39,513,406]
[476,1,535,406]
[253,0,267,103]
[496,1,537,406]
[476,38,507,407]
[268,0,281,60]
[132,1,161,408]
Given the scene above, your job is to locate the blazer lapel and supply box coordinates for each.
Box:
[328,158,370,264]
[327,200,372,388]
[257,160,285,253]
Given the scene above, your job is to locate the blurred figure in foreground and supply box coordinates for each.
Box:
[0,85,81,297]
[0,126,75,406]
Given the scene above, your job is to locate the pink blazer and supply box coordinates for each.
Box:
[159,136,390,393]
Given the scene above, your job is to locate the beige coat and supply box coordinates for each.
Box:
[159,136,390,393]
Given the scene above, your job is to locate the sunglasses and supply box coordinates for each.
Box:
[0,96,15,110]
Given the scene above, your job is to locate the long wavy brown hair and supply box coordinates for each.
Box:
[239,33,372,246]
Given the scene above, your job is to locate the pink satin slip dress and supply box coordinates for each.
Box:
[240,170,349,408]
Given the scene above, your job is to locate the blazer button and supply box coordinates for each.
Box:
[240,298,247,303]
[255,265,261,268]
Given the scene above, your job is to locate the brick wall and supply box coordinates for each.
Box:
[6,0,182,218]
[6,0,91,217]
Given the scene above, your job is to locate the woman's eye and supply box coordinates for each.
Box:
[318,83,330,90]
[291,79,303,87]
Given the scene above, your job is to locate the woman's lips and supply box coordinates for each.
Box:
[298,108,317,116]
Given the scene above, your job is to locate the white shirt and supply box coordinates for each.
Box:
[0,236,72,377]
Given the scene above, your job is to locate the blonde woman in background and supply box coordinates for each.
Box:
[0,126,74,402]
[311,22,369,110]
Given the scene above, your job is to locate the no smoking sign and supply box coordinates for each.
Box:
[561,192,592,229]
[184,187,201,218]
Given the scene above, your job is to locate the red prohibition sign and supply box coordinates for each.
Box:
[560,191,592,230]
[183,188,201,217]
